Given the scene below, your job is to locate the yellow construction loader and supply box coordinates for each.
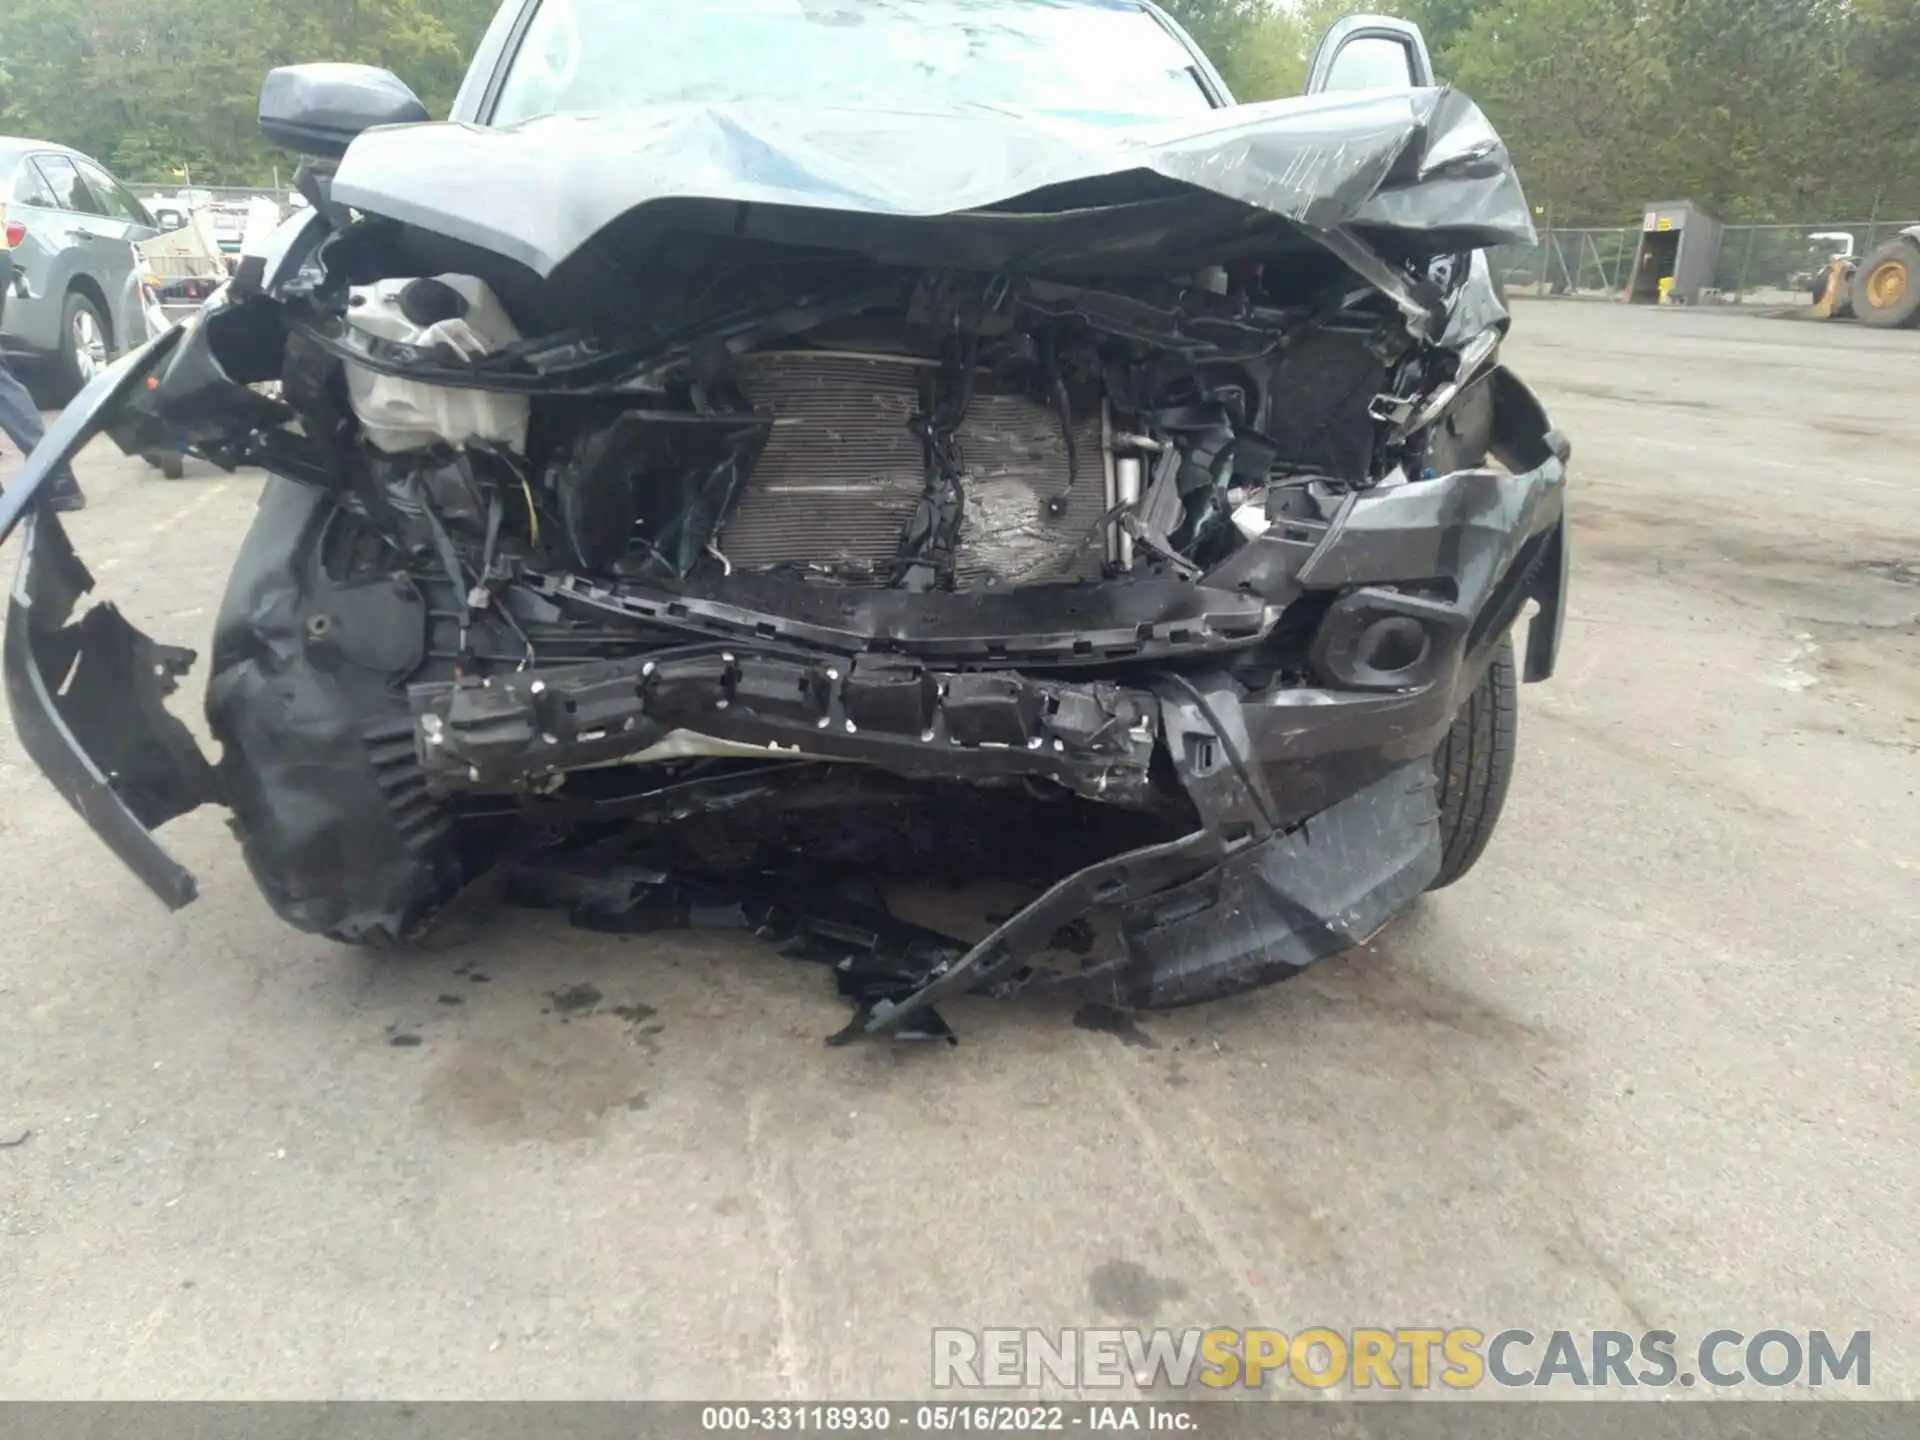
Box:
[1812,225,1920,327]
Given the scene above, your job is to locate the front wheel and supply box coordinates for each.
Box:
[1428,636,1518,890]
[1850,237,1920,329]
[46,290,110,405]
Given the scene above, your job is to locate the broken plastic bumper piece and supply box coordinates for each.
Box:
[1,331,219,911]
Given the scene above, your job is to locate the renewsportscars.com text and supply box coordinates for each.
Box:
[931,1327,1871,1391]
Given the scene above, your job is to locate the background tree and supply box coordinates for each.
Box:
[1158,0,1308,98]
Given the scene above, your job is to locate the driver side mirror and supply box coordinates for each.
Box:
[1305,15,1436,94]
[259,63,430,159]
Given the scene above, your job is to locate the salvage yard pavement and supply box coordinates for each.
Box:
[0,300,1915,1398]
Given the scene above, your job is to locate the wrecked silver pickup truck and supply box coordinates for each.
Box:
[0,2,1566,1042]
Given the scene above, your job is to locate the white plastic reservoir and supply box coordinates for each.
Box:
[343,274,530,453]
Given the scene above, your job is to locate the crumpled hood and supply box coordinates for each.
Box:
[331,85,1534,278]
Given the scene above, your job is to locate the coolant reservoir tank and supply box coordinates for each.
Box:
[343,274,530,453]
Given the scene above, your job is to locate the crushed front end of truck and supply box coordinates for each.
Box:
[2,86,1567,1040]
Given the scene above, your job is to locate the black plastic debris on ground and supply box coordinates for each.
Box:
[507,852,966,1045]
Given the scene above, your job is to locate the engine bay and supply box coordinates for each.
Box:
[277,235,1486,630]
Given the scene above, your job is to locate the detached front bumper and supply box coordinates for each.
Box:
[4,345,1565,1031]
[1,331,221,909]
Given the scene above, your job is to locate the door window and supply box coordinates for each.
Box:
[1322,36,1418,92]
[74,159,152,225]
[7,159,57,209]
[32,155,104,215]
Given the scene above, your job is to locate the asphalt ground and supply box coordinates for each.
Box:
[0,300,1914,1399]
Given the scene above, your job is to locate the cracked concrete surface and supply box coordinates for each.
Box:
[0,301,1915,1398]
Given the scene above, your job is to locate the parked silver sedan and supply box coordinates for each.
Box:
[0,139,158,403]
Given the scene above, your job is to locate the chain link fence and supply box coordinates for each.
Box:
[1492,220,1920,305]
[1491,228,1638,298]
[128,181,300,212]
[1708,222,1920,299]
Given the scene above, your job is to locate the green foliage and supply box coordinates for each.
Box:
[1445,0,1920,222]
[0,0,497,183]
[0,0,1914,219]
[1158,1,1307,99]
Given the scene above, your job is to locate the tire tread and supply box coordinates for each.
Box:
[1430,637,1518,890]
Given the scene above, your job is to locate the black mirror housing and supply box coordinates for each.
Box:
[259,64,430,159]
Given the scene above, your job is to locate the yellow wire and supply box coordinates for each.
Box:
[519,473,540,548]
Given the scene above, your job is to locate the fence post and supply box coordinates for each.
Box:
[1538,203,1552,297]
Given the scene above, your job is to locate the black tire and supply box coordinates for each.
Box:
[158,452,185,479]
[1428,636,1518,890]
[1850,237,1920,329]
[45,289,110,406]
